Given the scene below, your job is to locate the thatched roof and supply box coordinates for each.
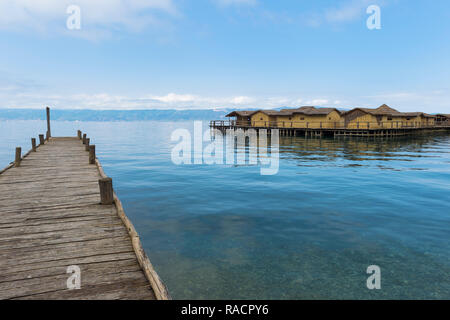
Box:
[226,106,341,117]
[259,110,282,116]
[344,105,434,118]
[277,106,341,116]
[226,104,435,119]
[225,110,256,117]
[353,104,404,116]
[295,107,341,115]
[402,112,435,118]
[226,109,282,117]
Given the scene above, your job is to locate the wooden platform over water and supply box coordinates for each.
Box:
[0,135,169,300]
[210,120,450,137]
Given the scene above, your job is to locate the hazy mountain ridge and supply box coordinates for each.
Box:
[0,109,234,121]
[0,106,324,121]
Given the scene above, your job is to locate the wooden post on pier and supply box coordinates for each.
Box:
[85,138,90,151]
[89,145,96,164]
[31,138,36,152]
[39,134,45,145]
[46,130,49,141]
[77,130,82,139]
[14,147,21,167]
[46,106,51,138]
[82,133,87,144]
[99,177,114,205]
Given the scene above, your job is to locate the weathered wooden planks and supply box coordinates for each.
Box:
[0,137,164,300]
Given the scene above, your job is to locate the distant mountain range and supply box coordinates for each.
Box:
[0,108,236,121]
[0,107,343,121]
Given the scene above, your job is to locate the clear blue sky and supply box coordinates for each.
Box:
[1,0,449,113]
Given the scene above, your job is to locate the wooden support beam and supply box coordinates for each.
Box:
[39,134,45,145]
[99,177,114,205]
[77,130,82,139]
[46,106,51,138]
[89,145,96,164]
[31,138,36,152]
[14,147,21,167]
[82,133,87,145]
[85,138,90,151]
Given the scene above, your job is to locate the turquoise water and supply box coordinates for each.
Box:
[1,120,449,299]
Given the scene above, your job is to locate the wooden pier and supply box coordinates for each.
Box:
[0,108,169,300]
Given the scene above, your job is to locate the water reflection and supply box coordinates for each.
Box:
[222,130,450,171]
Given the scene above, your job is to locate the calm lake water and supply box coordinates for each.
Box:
[1,120,449,299]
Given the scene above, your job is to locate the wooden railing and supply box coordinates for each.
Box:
[436,120,450,127]
[210,120,440,129]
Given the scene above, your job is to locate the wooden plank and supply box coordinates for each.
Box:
[0,206,115,225]
[0,225,129,251]
[2,271,151,300]
[14,279,155,300]
[0,257,139,283]
[0,218,124,238]
[1,251,138,275]
[0,242,135,271]
[0,214,115,229]
[0,202,107,216]
[0,188,100,202]
[0,260,145,299]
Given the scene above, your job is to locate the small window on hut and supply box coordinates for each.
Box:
[300,117,305,120]
[289,117,292,120]
[406,117,411,121]
[260,117,263,120]
[387,117,392,121]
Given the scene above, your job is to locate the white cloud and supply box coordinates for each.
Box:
[299,0,385,28]
[0,0,177,37]
[1,75,447,113]
[230,96,254,104]
[152,93,198,103]
[306,99,329,106]
[0,89,332,110]
[324,0,372,23]
[2,90,449,113]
